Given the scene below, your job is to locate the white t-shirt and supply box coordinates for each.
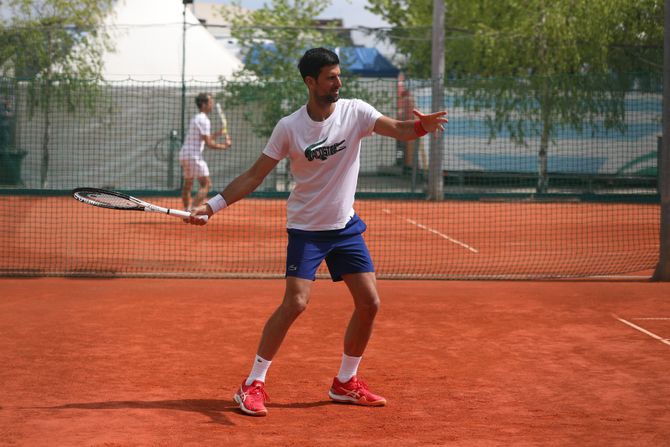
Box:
[179,112,211,159]
[263,99,382,231]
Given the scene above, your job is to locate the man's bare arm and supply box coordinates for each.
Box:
[374,109,448,141]
[186,153,279,224]
[203,134,231,150]
[217,154,279,207]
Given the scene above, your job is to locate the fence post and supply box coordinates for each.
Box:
[428,0,445,201]
[653,0,670,281]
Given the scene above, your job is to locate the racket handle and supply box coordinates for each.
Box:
[168,208,209,223]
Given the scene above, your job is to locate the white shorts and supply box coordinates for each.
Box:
[180,157,210,179]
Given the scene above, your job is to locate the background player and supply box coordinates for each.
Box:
[179,93,232,211]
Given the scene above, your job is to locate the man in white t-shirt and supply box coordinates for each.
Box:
[187,48,447,417]
[179,93,232,211]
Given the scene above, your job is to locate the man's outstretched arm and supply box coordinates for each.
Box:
[186,153,279,224]
[374,109,448,141]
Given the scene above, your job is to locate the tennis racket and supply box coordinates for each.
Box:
[215,103,228,138]
[72,187,207,222]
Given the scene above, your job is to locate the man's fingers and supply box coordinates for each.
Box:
[412,109,425,119]
[413,109,448,123]
[186,213,209,225]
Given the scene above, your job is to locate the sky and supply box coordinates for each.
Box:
[204,0,391,29]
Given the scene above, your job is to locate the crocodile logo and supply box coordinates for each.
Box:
[304,138,347,162]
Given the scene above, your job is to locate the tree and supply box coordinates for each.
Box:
[222,0,340,138]
[366,0,433,78]
[367,0,663,192]
[0,0,112,187]
[223,0,386,139]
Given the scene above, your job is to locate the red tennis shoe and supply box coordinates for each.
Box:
[328,376,386,406]
[233,380,269,416]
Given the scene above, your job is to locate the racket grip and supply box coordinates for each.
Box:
[169,208,209,223]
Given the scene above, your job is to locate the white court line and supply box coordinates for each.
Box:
[613,314,670,347]
[632,318,670,321]
[382,209,478,253]
[589,275,652,280]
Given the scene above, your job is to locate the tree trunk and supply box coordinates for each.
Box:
[537,118,550,194]
[40,81,50,188]
[40,31,53,188]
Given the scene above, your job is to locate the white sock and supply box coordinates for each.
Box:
[245,354,272,386]
[337,353,362,383]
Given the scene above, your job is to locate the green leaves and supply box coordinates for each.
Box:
[229,0,340,79]
[0,0,113,80]
[367,0,661,192]
[0,0,113,186]
[222,0,387,138]
[221,0,340,137]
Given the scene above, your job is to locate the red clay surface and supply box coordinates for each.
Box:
[0,197,660,278]
[1,278,669,446]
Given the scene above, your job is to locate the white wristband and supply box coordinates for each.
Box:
[207,194,228,214]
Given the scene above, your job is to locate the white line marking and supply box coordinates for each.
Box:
[632,318,670,321]
[613,314,670,347]
[588,275,652,280]
[382,209,478,253]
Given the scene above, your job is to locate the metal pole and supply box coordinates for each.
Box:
[174,2,188,189]
[652,0,670,280]
[428,0,445,200]
[181,2,187,145]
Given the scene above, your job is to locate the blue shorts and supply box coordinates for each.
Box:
[286,215,374,282]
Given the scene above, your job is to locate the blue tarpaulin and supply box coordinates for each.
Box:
[245,45,399,78]
[335,47,399,78]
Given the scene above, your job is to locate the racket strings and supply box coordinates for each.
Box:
[75,192,140,210]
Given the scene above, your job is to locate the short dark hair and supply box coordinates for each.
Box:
[298,48,339,80]
[195,93,211,109]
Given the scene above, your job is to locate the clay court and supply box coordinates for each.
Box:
[0,190,666,445]
[1,277,669,446]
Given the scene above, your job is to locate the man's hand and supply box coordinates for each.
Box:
[222,134,232,148]
[185,204,213,225]
[413,109,448,133]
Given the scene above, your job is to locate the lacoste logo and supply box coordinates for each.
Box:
[304,138,346,161]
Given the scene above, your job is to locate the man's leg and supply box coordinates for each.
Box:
[257,276,313,360]
[234,276,313,416]
[193,176,212,208]
[329,272,386,406]
[181,178,193,210]
[341,272,380,357]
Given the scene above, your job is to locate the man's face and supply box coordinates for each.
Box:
[313,64,342,103]
[200,96,214,113]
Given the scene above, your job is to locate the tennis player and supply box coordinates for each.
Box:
[179,93,232,211]
[187,48,447,417]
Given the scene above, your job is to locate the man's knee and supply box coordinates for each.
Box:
[281,287,311,318]
[357,295,380,320]
[198,177,211,189]
[281,277,313,317]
